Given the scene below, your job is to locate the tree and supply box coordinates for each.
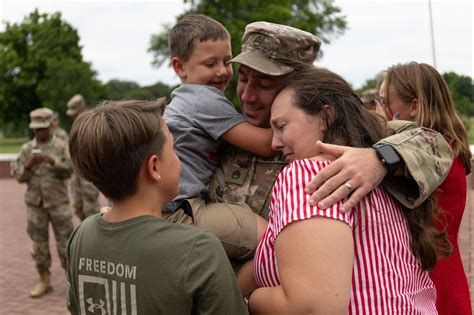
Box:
[0,10,104,135]
[148,0,347,104]
[442,72,473,117]
[104,79,173,101]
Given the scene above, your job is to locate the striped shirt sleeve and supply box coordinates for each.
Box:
[271,159,354,239]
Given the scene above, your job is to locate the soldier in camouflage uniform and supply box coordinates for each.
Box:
[208,22,453,220]
[360,88,378,111]
[66,94,100,220]
[51,111,68,142]
[14,108,74,298]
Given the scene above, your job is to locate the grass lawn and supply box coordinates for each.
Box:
[0,137,28,154]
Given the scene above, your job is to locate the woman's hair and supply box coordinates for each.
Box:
[286,67,386,148]
[385,61,471,174]
[69,98,167,202]
[285,67,451,270]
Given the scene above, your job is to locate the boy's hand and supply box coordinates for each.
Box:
[305,141,387,212]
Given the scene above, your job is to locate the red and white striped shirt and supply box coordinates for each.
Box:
[254,159,437,314]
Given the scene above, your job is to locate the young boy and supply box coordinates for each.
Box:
[14,107,74,298]
[163,14,271,262]
[66,99,247,314]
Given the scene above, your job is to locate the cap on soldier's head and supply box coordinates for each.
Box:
[66,94,86,117]
[230,21,322,76]
[361,89,377,104]
[360,88,378,110]
[29,107,53,129]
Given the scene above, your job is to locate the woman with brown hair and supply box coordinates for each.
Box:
[247,67,451,314]
[384,61,472,315]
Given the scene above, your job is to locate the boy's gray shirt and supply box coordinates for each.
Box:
[163,84,245,209]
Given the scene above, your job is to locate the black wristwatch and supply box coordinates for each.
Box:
[372,144,401,176]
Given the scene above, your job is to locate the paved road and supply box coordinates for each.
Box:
[0,177,472,314]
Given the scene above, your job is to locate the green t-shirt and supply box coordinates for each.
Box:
[66,214,247,315]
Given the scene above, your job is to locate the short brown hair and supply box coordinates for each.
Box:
[69,99,167,201]
[168,14,230,62]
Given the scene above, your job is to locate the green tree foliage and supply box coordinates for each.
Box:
[0,10,105,135]
[356,78,377,95]
[148,0,347,105]
[442,72,473,117]
[104,79,174,101]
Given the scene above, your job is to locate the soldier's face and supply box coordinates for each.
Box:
[270,88,324,161]
[33,127,52,142]
[237,65,286,128]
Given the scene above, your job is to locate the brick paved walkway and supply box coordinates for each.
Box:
[0,177,472,314]
[0,179,107,314]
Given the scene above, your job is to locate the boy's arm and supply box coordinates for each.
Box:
[305,121,453,210]
[186,232,248,315]
[221,122,277,157]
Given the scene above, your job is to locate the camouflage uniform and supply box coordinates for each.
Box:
[231,21,321,76]
[65,94,100,220]
[14,114,74,272]
[209,147,286,220]
[70,174,100,220]
[53,127,68,142]
[209,121,452,220]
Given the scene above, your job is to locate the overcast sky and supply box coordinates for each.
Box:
[0,0,472,89]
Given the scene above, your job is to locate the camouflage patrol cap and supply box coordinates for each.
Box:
[66,94,86,116]
[29,107,53,129]
[230,21,322,76]
[361,89,378,110]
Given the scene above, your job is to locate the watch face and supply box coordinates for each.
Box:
[377,145,401,165]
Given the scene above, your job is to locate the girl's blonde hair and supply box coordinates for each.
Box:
[385,61,471,174]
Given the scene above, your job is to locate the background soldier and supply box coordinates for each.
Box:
[66,94,100,220]
[360,88,378,111]
[51,111,68,142]
[14,108,74,298]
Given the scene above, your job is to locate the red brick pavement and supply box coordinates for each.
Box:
[0,179,107,315]
[0,176,473,314]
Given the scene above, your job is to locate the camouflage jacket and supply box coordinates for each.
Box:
[54,127,68,143]
[379,120,453,208]
[208,121,453,219]
[15,136,73,208]
[70,173,100,204]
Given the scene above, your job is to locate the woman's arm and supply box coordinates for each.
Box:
[249,216,353,314]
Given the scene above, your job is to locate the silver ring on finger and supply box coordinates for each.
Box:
[343,181,353,194]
